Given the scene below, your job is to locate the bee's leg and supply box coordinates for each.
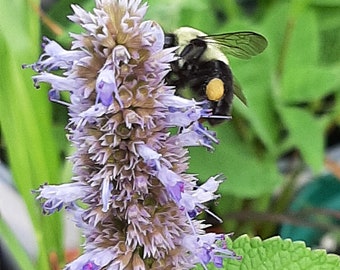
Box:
[164,33,177,48]
[189,60,233,101]
[205,60,233,102]
[186,60,234,124]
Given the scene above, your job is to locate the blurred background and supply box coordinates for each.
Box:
[1,0,340,269]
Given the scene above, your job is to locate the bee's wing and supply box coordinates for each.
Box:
[233,78,247,105]
[201,32,268,59]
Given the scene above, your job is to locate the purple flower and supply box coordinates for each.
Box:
[82,261,100,270]
[95,66,118,106]
[24,0,239,269]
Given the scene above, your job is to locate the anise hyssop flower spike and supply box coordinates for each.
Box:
[24,0,240,269]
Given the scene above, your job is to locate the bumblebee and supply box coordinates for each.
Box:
[164,27,268,124]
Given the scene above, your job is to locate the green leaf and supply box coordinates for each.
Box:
[231,54,279,153]
[45,0,92,42]
[227,3,289,155]
[284,7,319,70]
[0,219,35,270]
[280,175,340,247]
[0,0,63,267]
[261,2,289,69]
[312,0,340,7]
[280,107,325,172]
[145,0,219,33]
[224,235,340,270]
[282,65,339,103]
[189,124,282,198]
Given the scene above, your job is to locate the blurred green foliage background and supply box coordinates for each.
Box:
[1,0,340,269]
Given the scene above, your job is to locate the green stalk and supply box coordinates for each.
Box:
[0,0,63,268]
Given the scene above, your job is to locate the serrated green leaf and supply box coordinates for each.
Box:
[222,235,340,270]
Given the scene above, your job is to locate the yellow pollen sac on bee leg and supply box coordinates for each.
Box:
[206,78,225,101]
